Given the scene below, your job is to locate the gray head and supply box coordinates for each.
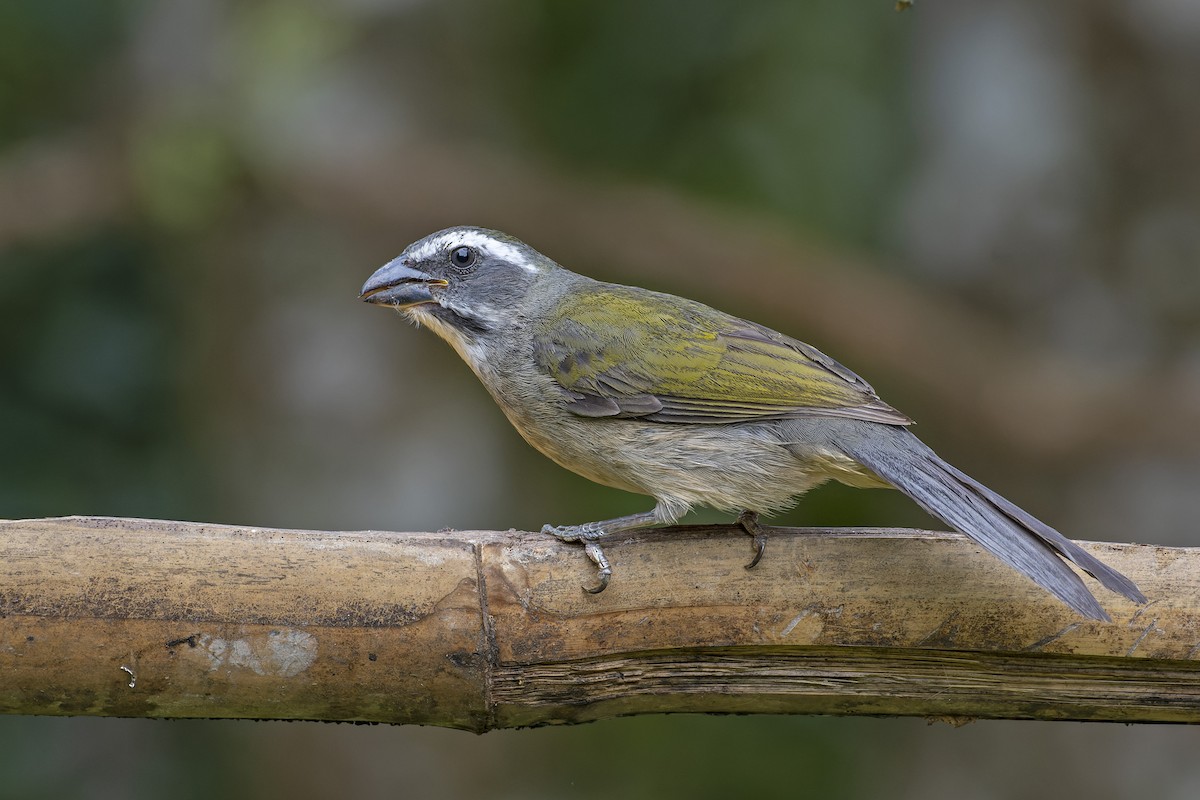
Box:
[360,226,557,343]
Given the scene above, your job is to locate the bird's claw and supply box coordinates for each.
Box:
[745,535,767,569]
[737,510,768,570]
[582,542,611,594]
[541,524,612,592]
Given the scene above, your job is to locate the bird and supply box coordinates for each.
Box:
[360,225,1146,621]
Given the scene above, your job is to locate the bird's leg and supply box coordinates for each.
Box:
[737,510,768,569]
[542,507,671,594]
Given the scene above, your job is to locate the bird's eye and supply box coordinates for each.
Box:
[449,246,476,270]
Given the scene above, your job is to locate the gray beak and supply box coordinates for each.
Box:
[360,257,448,308]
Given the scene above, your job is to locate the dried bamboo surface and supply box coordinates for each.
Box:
[1,517,1196,730]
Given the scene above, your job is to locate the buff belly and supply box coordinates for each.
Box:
[502,406,886,521]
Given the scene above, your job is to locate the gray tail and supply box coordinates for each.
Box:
[834,424,1146,621]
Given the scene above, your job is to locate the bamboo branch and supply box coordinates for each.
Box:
[0,517,1195,730]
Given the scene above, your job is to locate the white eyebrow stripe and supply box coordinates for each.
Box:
[409,230,535,273]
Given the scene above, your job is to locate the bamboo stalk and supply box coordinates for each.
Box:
[0,517,1195,730]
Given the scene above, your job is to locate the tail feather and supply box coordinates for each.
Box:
[833,424,1145,621]
[934,458,1147,605]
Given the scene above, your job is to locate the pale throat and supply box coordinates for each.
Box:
[402,306,497,382]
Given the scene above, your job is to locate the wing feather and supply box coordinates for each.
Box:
[533,284,911,427]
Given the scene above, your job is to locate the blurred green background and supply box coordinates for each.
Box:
[3,0,1200,797]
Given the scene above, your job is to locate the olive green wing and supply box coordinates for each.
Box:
[532,286,911,426]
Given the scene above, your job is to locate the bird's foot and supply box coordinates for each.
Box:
[540,509,662,594]
[541,522,612,593]
[737,510,768,570]
[540,521,607,542]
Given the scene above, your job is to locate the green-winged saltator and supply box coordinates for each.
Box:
[360,226,1145,620]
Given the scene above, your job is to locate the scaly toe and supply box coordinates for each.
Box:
[541,523,581,542]
[737,511,768,570]
[582,541,612,594]
[744,535,767,569]
[541,522,607,542]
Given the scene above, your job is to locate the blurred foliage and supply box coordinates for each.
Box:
[0,2,125,145]
[0,714,877,800]
[0,231,208,519]
[508,2,908,242]
[131,119,242,232]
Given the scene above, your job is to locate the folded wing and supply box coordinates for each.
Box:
[532,286,911,426]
